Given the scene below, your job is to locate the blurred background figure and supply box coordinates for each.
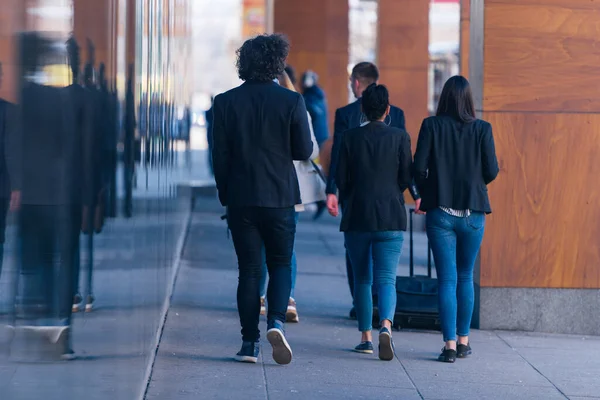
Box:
[123,64,137,218]
[300,70,329,148]
[14,32,88,359]
[259,70,325,323]
[300,70,329,220]
[205,95,214,177]
[0,62,21,282]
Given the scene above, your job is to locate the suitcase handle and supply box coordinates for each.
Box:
[409,208,432,278]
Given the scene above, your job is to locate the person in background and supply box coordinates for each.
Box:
[212,34,313,365]
[205,95,214,177]
[17,32,84,359]
[335,83,413,360]
[300,70,329,220]
[284,65,297,88]
[326,62,418,319]
[259,70,325,323]
[413,75,499,363]
[0,62,22,281]
[301,70,329,147]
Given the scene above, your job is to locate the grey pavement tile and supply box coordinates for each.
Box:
[514,348,600,398]
[496,330,600,352]
[569,398,600,400]
[417,381,567,400]
[267,384,421,400]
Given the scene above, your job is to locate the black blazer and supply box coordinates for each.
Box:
[0,99,21,198]
[412,115,499,213]
[336,121,413,232]
[211,80,313,208]
[327,99,406,195]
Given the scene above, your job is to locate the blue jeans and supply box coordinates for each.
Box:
[260,212,299,299]
[426,208,485,342]
[345,231,403,332]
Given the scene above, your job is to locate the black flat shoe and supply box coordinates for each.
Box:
[438,347,457,363]
[353,341,374,354]
[457,343,472,358]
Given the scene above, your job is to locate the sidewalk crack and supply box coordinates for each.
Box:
[260,346,270,400]
[396,355,425,399]
[494,332,569,399]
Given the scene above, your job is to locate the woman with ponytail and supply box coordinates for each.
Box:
[335,83,415,361]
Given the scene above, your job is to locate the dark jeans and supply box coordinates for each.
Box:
[0,197,9,279]
[228,206,296,342]
[19,205,80,324]
[426,208,485,342]
[73,206,94,299]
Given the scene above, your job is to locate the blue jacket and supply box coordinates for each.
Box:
[303,85,329,146]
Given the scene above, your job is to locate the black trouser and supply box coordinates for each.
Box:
[0,197,10,279]
[19,205,80,324]
[228,206,296,343]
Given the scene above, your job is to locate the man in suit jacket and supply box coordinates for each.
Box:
[325,62,419,318]
[212,34,313,365]
[0,63,22,280]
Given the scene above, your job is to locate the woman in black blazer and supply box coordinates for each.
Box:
[413,76,499,363]
[336,84,414,361]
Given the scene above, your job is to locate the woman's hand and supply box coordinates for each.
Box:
[414,198,426,215]
[326,194,339,217]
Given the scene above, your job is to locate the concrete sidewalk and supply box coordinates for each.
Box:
[146,201,600,400]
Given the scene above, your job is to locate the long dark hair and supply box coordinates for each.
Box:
[436,75,476,123]
[362,83,389,121]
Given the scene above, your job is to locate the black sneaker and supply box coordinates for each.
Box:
[234,341,260,363]
[266,320,293,365]
[378,327,395,361]
[457,343,472,358]
[349,307,357,320]
[438,347,457,363]
[353,341,374,354]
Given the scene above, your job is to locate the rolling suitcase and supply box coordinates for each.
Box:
[393,209,441,331]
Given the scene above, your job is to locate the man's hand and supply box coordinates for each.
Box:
[9,190,21,212]
[414,198,425,215]
[326,194,339,217]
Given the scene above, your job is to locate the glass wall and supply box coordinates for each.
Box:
[0,0,192,398]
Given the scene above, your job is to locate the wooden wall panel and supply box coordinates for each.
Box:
[377,0,429,143]
[478,0,600,289]
[460,0,470,78]
[0,0,25,102]
[484,0,600,112]
[480,112,600,288]
[274,0,349,134]
[73,0,114,79]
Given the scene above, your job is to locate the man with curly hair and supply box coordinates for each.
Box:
[211,34,313,365]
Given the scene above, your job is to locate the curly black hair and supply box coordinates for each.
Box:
[362,83,390,121]
[236,34,290,82]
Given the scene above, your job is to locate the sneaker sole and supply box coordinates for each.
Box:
[234,355,258,363]
[378,332,394,361]
[72,305,80,313]
[353,349,374,354]
[85,305,93,312]
[267,328,293,365]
